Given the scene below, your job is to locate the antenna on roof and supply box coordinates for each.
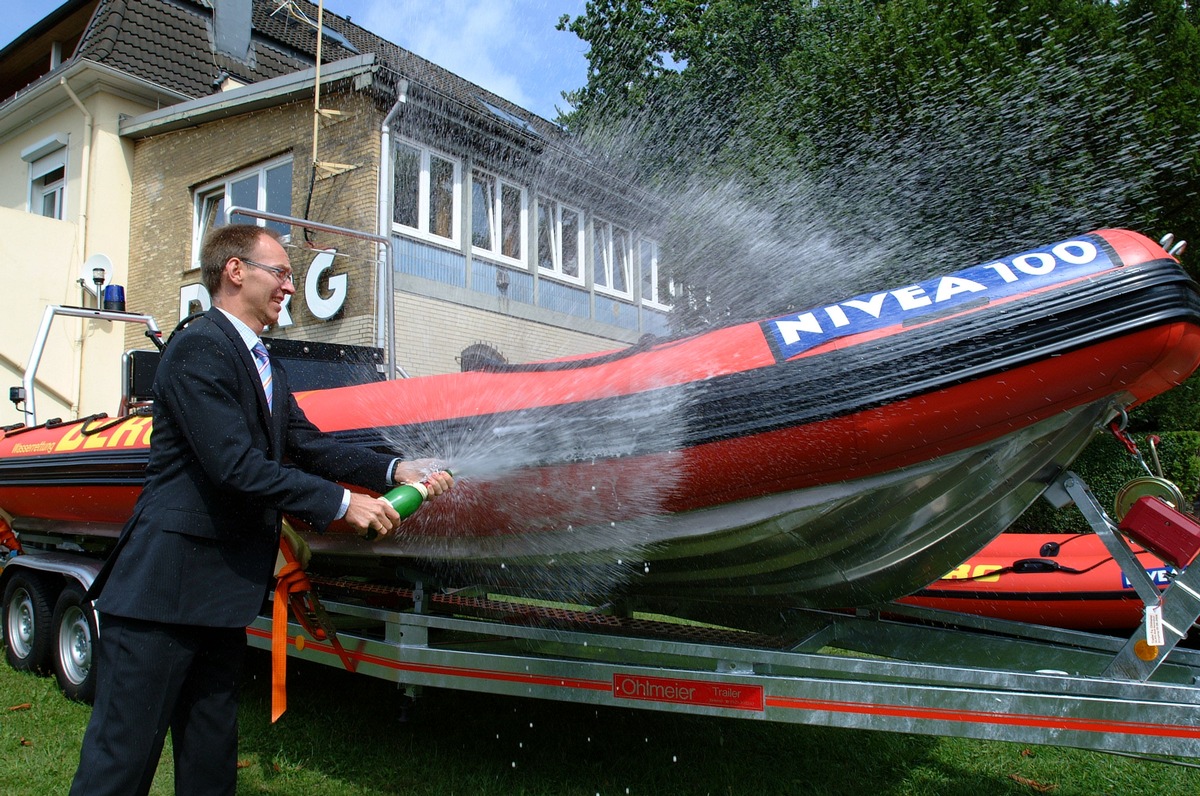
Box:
[271,0,316,28]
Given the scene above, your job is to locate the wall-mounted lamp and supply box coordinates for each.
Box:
[80,253,113,299]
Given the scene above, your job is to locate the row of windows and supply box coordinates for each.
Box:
[392,139,673,309]
[23,133,673,325]
[188,147,673,312]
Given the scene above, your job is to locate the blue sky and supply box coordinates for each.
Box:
[0,0,590,121]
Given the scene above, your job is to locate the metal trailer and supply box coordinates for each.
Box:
[242,475,1200,760]
[7,481,1200,757]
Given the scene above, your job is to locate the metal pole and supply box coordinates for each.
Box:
[223,206,398,379]
[21,305,161,426]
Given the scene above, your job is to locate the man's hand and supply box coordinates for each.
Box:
[343,491,401,539]
[392,459,454,499]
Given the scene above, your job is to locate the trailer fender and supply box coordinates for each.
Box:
[0,551,103,593]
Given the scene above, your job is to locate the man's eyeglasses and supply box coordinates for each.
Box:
[240,258,295,285]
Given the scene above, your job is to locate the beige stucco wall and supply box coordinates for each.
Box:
[0,84,154,427]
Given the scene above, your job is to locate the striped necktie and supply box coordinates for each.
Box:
[252,341,273,411]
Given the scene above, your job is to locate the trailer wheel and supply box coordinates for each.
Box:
[52,585,97,703]
[3,572,53,673]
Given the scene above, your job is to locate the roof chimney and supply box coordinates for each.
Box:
[213,0,252,62]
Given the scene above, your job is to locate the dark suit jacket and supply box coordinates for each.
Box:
[91,309,395,627]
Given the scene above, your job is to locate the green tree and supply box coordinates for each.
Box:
[561,0,1200,328]
[562,0,1200,507]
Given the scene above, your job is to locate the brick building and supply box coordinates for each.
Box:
[0,0,671,425]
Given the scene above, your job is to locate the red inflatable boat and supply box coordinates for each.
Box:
[899,532,1171,631]
[2,229,1200,613]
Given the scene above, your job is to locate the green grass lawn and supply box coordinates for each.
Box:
[2,651,1197,795]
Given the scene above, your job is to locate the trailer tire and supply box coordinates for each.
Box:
[52,584,97,703]
[3,572,53,674]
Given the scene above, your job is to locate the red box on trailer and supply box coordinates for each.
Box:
[1119,496,1200,568]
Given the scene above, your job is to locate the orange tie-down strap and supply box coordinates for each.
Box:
[272,535,357,722]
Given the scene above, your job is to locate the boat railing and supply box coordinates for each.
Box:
[12,304,162,427]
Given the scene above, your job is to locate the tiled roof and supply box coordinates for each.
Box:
[64,0,564,142]
[76,0,313,97]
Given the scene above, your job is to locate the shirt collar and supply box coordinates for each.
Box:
[215,307,264,353]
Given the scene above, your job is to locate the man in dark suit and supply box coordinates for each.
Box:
[69,224,452,796]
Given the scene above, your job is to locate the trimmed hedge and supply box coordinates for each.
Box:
[1011,430,1200,534]
[1128,372,1200,433]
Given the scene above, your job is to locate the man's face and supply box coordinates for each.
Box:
[236,235,295,329]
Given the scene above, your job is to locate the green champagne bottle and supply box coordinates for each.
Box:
[379,471,451,520]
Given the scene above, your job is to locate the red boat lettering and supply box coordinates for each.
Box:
[54,416,153,453]
[765,237,1112,360]
[613,674,764,711]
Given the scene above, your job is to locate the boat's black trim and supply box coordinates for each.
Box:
[327,260,1200,461]
[3,260,1199,487]
[907,589,1144,602]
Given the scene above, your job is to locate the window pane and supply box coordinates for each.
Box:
[41,189,59,219]
[561,209,579,278]
[471,170,494,250]
[35,166,65,219]
[613,228,630,293]
[501,183,521,259]
[641,240,656,301]
[393,143,420,228]
[537,198,555,271]
[229,175,258,225]
[201,190,226,236]
[429,155,455,239]
[264,163,292,237]
[593,222,609,288]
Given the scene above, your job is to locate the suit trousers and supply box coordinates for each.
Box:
[69,614,247,796]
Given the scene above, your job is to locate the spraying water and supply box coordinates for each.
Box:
[310,10,1199,605]
[353,356,691,600]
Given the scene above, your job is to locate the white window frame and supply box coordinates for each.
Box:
[592,218,633,299]
[192,156,293,269]
[22,135,69,220]
[536,196,585,286]
[639,237,673,310]
[392,138,462,247]
[470,167,527,266]
[31,154,66,220]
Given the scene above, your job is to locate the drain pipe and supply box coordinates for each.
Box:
[376,79,409,379]
[60,77,92,270]
[61,77,94,417]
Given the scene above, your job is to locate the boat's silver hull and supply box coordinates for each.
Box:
[307,398,1116,610]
